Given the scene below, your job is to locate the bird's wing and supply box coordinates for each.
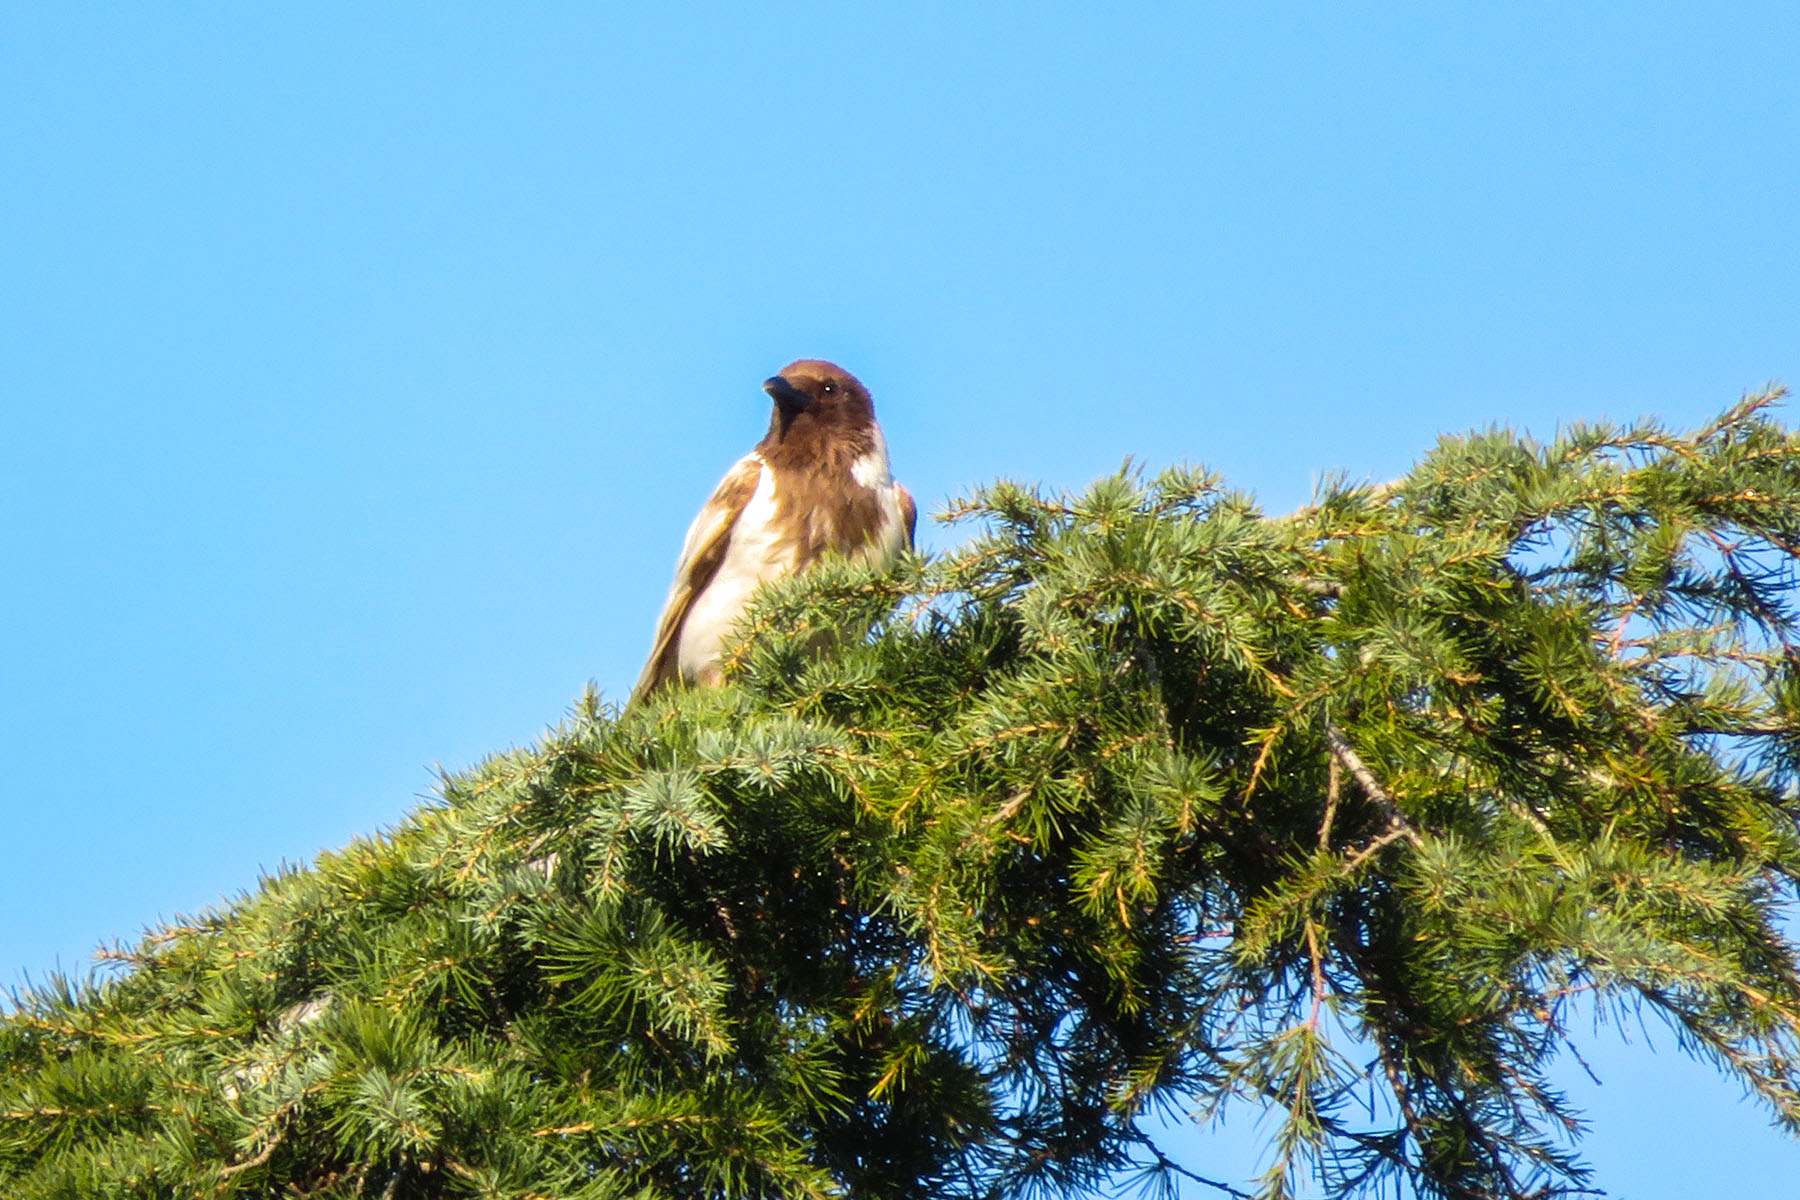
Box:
[630,454,766,705]
[897,482,918,547]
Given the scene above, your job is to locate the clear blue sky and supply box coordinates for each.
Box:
[4,4,1796,1194]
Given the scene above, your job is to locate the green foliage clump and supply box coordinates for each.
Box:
[4,392,1799,1200]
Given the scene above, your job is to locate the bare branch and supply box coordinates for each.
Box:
[1325,724,1424,848]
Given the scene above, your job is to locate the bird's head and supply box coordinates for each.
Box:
[762,360,875,434]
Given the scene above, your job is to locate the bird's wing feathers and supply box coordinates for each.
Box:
[896,483,918,547]
[630,454,765,704]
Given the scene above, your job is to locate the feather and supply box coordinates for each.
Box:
[630,453,765,703]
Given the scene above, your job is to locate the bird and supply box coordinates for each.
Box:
[630,359,916,704]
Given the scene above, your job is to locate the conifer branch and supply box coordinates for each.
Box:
[6,399,1799,1200]
[1324,724,1424,848]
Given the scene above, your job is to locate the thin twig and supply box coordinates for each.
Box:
[1341,827,1416,875]
[1136,1133,1255,1199]
[218,1129,284,1179]
[1319,757,1341,851]
[1305,920,1328,1027]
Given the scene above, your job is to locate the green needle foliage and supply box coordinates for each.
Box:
[6,393,1800,1200]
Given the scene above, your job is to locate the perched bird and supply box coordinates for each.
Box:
[631,360,916,704]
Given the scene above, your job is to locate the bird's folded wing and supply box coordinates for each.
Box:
[630,453,766,705]
[897,483,918,547]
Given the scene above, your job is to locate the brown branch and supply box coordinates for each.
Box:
[1305,919,1328,1028]
[1319,756,1341,851]
[1137,1135,1256,1199]
[218,1128,284,1179]
[1324,724,1423,848]
[1342,826,1416,875]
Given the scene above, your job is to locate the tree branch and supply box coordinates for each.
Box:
[1325,724,1423,848]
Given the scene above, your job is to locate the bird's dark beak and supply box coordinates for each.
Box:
[763,374,807,412]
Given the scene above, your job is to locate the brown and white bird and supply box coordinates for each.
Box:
[630,360,916,704]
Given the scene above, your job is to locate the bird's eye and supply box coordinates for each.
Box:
[821,383,836,394]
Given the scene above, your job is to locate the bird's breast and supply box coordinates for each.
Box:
[674,451,909,685]
[675,463,793,683]
[773,456,903,568]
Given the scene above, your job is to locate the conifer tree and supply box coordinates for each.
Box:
[4,392,1798,1200]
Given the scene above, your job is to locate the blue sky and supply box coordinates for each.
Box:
[4,3,1797,1193]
